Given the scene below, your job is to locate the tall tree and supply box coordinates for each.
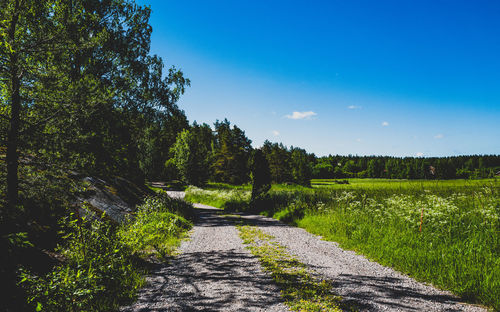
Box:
[0,0,85,215]
[0,0,190,219]
[290,148,312,186]
[212,119,252,184]
[250,149,271,201]
[170,128,210,186]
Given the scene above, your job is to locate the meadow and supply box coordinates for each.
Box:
[185,178,500,310]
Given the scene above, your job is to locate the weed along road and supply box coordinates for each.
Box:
[121,192,486,312]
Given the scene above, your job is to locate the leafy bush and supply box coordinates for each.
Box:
[19,210,144,312]
[18,193,193,311]
[118,195,193,259]
[137,192,195,220]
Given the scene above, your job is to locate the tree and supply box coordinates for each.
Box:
[290,148,312,186]
[170,129,210,186]
[261,140,292,183]
[212,119,252,184]
[250,149,271,200]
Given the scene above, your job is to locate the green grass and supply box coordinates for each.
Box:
[185,185,251,210]
[311,177,499,190]
[237,225,344,312]
[186,179,500,310]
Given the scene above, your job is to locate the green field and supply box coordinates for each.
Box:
[311,177,499,189]
[185,178,500,310]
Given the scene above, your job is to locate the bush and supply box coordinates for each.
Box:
[118,195,192,259]
[137,192,195,220]
[18,193,194,311]
[19,210,144,312]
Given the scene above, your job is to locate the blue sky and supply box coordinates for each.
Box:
[136,0,500,157]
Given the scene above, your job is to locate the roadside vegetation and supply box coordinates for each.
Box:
[237,225,343,312]
[19,193,193,312]
[185,178,500,310]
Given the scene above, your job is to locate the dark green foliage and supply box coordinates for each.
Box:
[291,148,312,187]
[212,119,252,184]
[261,140,293,183]
[1,1,191,309]
[170,127,211,186]
[251,149,271,199]
[250,149,272,211]
[311,154,500,180]
[261,141,313,186]
[19,210,144,312]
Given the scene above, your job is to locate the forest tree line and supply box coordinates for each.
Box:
[166,123,500,186]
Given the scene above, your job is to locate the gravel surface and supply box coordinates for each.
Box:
[121,191,487,311]
[120,200,288,312]
[240,213,487,312]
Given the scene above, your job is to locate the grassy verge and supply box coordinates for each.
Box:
[118,193,193,259]
[19,193,193,311]
[237,225,344,312]
[187,180,499,310]
[297,191,499,310]
[185,185,250,210]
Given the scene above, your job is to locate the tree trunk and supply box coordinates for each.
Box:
[7,61,20,212]
[7,0,21,214]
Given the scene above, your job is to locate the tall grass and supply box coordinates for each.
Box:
[185,179,500,310]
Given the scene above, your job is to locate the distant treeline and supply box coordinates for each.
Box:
[310,154,500,180]
[166,121,500,186]
[262,142,500,182]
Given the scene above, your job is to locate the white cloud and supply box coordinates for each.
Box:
[356,138,362,142]
[382,121,389,127]
[416,152,424,157]
[434,134,444,139]
[272,130,280,136]
[285,111,317,120]
[347,105,361,109]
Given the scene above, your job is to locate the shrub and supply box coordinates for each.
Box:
[19,211,144,312]
[118,195,193,259]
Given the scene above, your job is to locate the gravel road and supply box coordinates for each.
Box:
[120,201,288,312]
[240,213,487,312]
[121,191,487,312]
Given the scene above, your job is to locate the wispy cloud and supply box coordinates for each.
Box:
[382,121,389,127]
[285,111,317,120]
[272,130,280,136]
[416,152,424,157]
[356,138,362,142]
[434,134,444,139]
[347,105,361,109]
